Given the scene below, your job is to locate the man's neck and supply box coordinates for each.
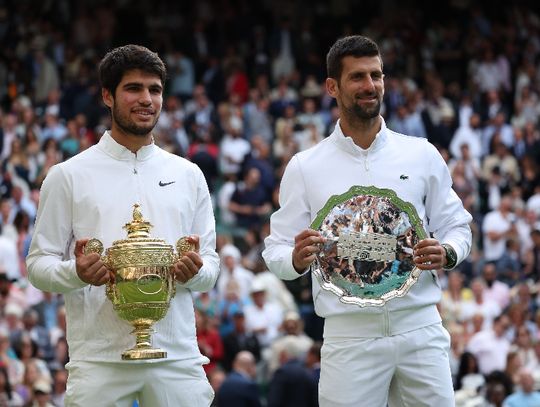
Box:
[340,115,382,149]
[110,128,153,154]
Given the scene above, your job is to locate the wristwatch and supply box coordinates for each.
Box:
[441,243,457,270]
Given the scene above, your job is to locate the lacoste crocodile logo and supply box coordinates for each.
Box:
[400,174,409,180]
[159,180,176,187]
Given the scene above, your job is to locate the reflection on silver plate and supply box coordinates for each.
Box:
[310,186,427,307]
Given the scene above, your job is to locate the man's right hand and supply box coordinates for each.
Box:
[292,229,324,273]
[74,239,112,286]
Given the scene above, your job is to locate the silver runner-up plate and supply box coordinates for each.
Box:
[310,186,428,307]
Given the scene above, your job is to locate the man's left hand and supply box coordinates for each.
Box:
[413,238,446,270]
[172,235,202,283]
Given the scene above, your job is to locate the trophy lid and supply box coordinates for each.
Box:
[109,204,171,250]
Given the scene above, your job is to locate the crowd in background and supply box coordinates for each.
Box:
[1,0,540,406]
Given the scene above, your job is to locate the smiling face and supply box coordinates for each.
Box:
[102,69,163,141]
[326,55,384,122]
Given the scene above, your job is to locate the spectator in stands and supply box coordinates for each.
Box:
[467,314,511,376]
[217,351,261,407]
[194,291,219,321]
[195,309,224,375]
[241,135,276,200]
[4,138,35,189]
[525,229,540,281]
[243,94,273,144]
[32,378,55,407]
[217,244,254,302]
[506,302,537,343]
[166,49,195,103]
[16,310,53,362]
[504,350,523,389]
[15,358,49,406]
[250,259,298,315]
[503,368,540,407]
[40,110,68,145]
[266,335,318,407]
[50,368,67,407]
[218,112,251,180]
[462,278,501,330]
[454,351,482,391]
[9,185,36,224]
[482,141,520,187]
[30,292,62,333]
[229,167,273,230]
[0,327,24,398]
[266,311,313,376]
[440,270,474,326]
[244,281,283,349]
[305,341,321,383]
[449,113,483,160]
[387,101,427,139]
[208,367,226,407]
[0,365,23,406]
[218,280,246,338]
[0,199,18,243]
[482,195,518,263]
[513,325,538,372]
[296,98,325,139]
[0,233,21,282]
[221,310,261,373]
[481,262,510,310]
[184,85,219,141]
[0,272,26,310]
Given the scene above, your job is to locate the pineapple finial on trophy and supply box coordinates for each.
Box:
[124,203,153,239]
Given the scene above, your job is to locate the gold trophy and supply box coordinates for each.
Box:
[84,204,194,360]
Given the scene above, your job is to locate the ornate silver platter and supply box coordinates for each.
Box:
[310,186,427,307]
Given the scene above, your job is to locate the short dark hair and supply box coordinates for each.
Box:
[326,35,381,80]
[98,44,167,96]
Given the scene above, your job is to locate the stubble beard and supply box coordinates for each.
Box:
[346,96,381,121]
[112,104,160,137]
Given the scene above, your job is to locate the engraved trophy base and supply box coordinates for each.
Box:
[122,347,167,360]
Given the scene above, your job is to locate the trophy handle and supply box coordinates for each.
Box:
[175,236,197,259]
[84,238,104,256]
[172,237,197,294]
[83,239,116,300]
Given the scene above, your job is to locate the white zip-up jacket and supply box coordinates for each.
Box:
[27,132,220,362]
[263,119,472,337]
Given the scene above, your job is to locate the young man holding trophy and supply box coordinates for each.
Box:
[263,35,472,406]
[27,45,219,406]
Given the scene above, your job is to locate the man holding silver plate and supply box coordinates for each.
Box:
[263,35,472,406]
[27,45,219,406]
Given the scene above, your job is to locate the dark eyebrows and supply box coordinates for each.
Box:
[122,81,163,92]
[348,69,383,79]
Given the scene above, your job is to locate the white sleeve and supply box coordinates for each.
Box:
[262,156,310,281]
[424,142,473,266]
[26,165,87,293]
[179,167,220,292]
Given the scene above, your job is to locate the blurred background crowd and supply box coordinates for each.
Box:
[1,0,540,406]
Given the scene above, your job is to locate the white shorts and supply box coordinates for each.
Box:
[319,323,454,407]
[65,359,214,407]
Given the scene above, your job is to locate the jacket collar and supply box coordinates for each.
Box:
[97,131,157,161]
[331,117,389,155]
